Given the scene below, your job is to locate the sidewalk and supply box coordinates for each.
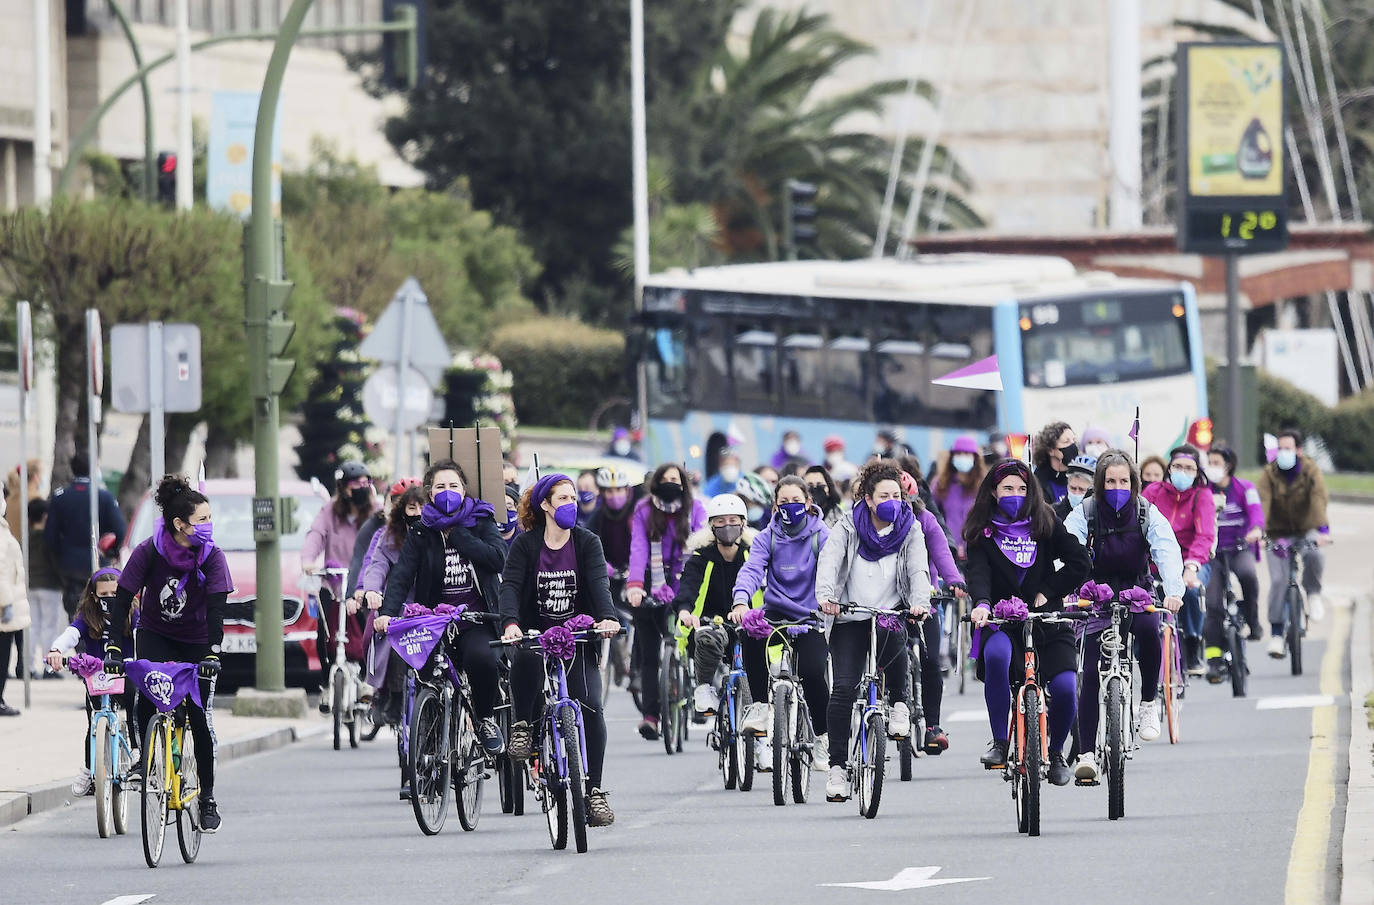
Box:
[0,675,328,827]
[1343,594,1374,905]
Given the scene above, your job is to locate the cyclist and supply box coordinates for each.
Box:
[753,464,780,492]
[965,459,1090,786]
[590,467,636,686]
[1256,428,1331,658]
[803,465,845,528]
[815,460,930,802]
[736,471,774,531]
[303,461,379,687]
[357,486,427,729]
[932,435,987,559]
[732,477,830,761]
[347,478,419,599]
[1140,456,1167,488]
[701,449,743,498]
[1141,445,1216,675]
[499,484,523,547]
[625,464,706,740]
[46,568,137,795]
[500,473,622,826]
[1031,421,1078,503]
[1064,451,1184,781]
[1204,443,1265,679]
[104,475,231,832]
[575,470,600,529]
[372,459,507,755]
[1080,426,1113,461]
[1053,454,1098,522]
[674,494,756,717]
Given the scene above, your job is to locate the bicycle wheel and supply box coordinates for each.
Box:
[1161,624,1180,745]
[177,730,202,863]
[454,698,484,832]
[1019,687,1042,837]
[408,687,451,835]
[560,707,589,854]
[791,698,813,804]
[113,727,133,835]
[95,719,114,838]
[772,683,790,806]
[857,711,886,819]
[331,670,345,751]
[957,619,970,695]
[1228,620,1248,698]
[659,646,679,756]
[141,716,169,868]
[599,639,613,707]
[900,663,916,782]
[541,719,568,850]
[720,704,739,790]
[1287,587,1304,676]
[347,679,361,750]
[1105,677,1125,821]
[676,659,691,750]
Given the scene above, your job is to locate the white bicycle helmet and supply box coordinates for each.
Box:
[706,493,748,521]
[595,466,634,489]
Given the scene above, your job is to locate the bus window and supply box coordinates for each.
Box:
[1020,294,1189,387]
[827,334,871,419]
[732,322,777,413]
[873,339,926,424]
[645,325,688,417]
[782,332,825,417]
[690,320,731,411]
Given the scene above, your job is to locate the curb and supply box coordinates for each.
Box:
[1331,493,1374,507]
[1342,594,1374,905]
[0,721,328,829]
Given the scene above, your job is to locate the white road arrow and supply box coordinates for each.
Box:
[820,867,990,890]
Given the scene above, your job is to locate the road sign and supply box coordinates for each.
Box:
[362,365,433,433]
[110,323,203,413]
[358,278,451,385]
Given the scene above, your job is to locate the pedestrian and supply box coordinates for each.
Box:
[5,458,42,541]
[46,453,126,618]
[702,449,742,498]
[753,464,779,491]
[0,490,30,715]
[1140,455,1167,488]
[1031,421,1077,503]
[607,427,639,461]
[1080,426,1113,461]
[871,429,913,461]
[26,499,64,678]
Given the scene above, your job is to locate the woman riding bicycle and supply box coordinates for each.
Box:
[499,474,622,827]
[104,475,232,833]
[1141,445,1216,675]
[815,460,930,802]
[1063,451,1184,781]
[1204,443,1265,679]
[625,463,705,741]
[932,435,987,559]
[356,486,426,727]
[731,477,830,762]
[373,460,507,756]
[802,466,845,528]
[965,459,1089,787]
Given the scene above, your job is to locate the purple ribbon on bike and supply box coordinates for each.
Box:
[67,653,103,678]
[993,597,1029,621]
[387,613,453,670]
[126,660,202,713]
[741,608,771,640]
[538,625,577,660]
[1119,586,1154,613]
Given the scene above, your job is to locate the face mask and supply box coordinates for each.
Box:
[406,513,422,528]
[1104,488,1131,512]
[951,454,975,474]
[1204,465,1226,484]
[874,499,902,523]
[654,482,683,504]
[783,439,801,457]
[551,502,578,530]
[603,489,630,510]
[1058,443,1079,465]
[719,466,740,485]
[808,485,832,508]
[826,452,844,467]
[187,521,214,546]
[713,524,743,546]
[613,439,632,456]
[777,501,808,526]
[349,487,371,508]
[433,489,464,514]
[1275,449,1298,470]
[1084,443,1108,459]
[996,495,1024,519]
[1170,470,1195,492]
[747,505,766,524]
[577,490,597,506]
[1067,492,1085,508]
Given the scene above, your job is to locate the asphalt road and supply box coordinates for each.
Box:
[1,622,1346,905]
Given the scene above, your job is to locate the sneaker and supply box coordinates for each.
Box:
[476,717,505,755]
[1267,635,1286,659]
[1074,752,1099,783]
[825,765,849,802]
[71,767,93,796]
[1205,657,1225,684]
[923,725,948,754]
[693,683,719,715]
[741,702,771,736]
[586,787,614,827]
[1308,593,1325,622]
[980,739,1008,769]
[888,702,911,739]
[1047,753,1071,786]
[812,733,829,768]
[1136,700,1161,742]
[198,797,221,833]
[637,717,660,741]
[507,720,534,761]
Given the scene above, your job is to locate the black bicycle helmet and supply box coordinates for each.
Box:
[338,461,370,483]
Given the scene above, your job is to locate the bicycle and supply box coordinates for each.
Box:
[387,606,501,835]
[966,606,1086,837]
[599,570,632,706]
[123,659,216,868]
[658,606,693,756]
[1210,544,1251,697]
[308,566,373,750]
[705,617,754,792]
[901,594,950,781]
[493,649,525,816]
[491,621,625,854]
[1267,537,1318,676]
[1157,587,1185,745]
[743,613,821,806]
[64,655,136,838]
[836,603,908,819]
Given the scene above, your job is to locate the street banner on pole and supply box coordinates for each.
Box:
[208,92,283,219]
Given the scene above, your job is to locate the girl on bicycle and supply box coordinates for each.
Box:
[965,459,1089,787]
[625,463,705,741]
[303,461,379,688]
[374,459,507,756]
[731,477,830,761]
[1063,451,1185,781]
[1141,444,1216,675]
[104,475,232,833]
[500,474,622,827]
[357,486,426,728]
[46,568,137,795]
[815,460,931,802]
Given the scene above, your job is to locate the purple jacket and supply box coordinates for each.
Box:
[1213,476,1264,552]
[626,496,707,594]
[732,514,829,621]
[918,508,964,586]
[933,480,977,555]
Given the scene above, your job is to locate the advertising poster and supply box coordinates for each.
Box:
[1185,44,1285,198]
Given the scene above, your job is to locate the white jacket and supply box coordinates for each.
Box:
[0,531,31,632]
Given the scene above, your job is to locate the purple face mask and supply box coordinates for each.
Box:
[553,502,578,530]
[777,501,808,525]
[874,499,903,524]
[187,521,214,547]
[1103,488,1132,512]
[433,489,463,515]
[577,490,597,506]
[997,494,1025,519]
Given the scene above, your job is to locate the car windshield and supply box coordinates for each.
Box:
[128,492,325,552]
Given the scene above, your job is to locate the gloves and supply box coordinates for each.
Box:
[651,584,676,606]
[103,647,124,675]
[198,656,221,679]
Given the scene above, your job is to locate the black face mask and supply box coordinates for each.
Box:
[808,485,833,509]
[405,514,422,528]
[654,482,683,504]
[712,524,742,546]
[1058,443,1079,467]
[349,487,372,508]
[97,595,114,615]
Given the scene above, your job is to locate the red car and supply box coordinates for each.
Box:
[122,479,328,691]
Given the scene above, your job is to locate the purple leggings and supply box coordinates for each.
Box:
[981,630,1076,754]
[1077,612,1161,749]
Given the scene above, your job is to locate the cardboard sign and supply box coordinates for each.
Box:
[428,426,506,513]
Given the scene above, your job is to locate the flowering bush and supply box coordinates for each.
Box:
[442,351,518,451]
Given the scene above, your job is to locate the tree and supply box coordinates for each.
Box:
[611,156,724,273]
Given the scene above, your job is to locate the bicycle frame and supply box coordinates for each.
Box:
[541,654,590,790]
[1012,619,1049,768]
[1094,602,1139,762]
[89,693,136,785]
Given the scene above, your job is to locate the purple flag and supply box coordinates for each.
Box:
[126,660,202,713]
[387,614,450,670]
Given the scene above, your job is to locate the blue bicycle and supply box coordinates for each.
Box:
[66,656,136,838]
[704,618,754,792]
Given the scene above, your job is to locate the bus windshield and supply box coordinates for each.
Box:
[1020,292,1190,388]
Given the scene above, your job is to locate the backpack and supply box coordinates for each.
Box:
[1081,496,1150,562]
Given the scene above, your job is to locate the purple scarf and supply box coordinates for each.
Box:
[420,495,496,531]
[126,660,203,712]
[152,519,216,596]
[986,514,1037,569]
[852,498,915,562]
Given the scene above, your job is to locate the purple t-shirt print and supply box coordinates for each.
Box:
[119,539,233,644]
[440,541,482,611]
[536,541,579,629]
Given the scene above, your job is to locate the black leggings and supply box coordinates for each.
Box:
[742,631,830,736]
[911,614,944,727]
[0,630,17,702]
[631,608,664,720]
[449,626,500,720]
[510,648,607,788]
[134,630,216,797]
[826,619,908,767]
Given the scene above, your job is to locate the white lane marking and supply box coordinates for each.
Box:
[100,896,156,905]
[821,867,990,891]
[1256,695,1336,710]
[947,710,986,723]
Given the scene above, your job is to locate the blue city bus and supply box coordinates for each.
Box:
[638,255,1207,473]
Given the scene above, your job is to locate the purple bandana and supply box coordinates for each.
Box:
[126,660,202,713]
[387,613,451,669]
[420,495,496,531]
[986,515,1037,569]
[852,498,915,562]
[152,519,217,597]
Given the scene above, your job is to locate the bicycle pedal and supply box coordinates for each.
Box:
[1074,778,1100,787]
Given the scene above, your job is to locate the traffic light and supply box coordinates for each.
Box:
[783,179,818,260]
[247,278,297,398]
[156,152,177,207]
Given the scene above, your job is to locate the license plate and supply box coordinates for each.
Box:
[221,633,257,654]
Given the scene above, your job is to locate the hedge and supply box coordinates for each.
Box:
[1330,390,1374,471]
[488,316,626,428]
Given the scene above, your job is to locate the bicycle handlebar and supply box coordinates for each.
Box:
[488,626,628,649]
[960,610,1088,625]
[1069,599,1159,614]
